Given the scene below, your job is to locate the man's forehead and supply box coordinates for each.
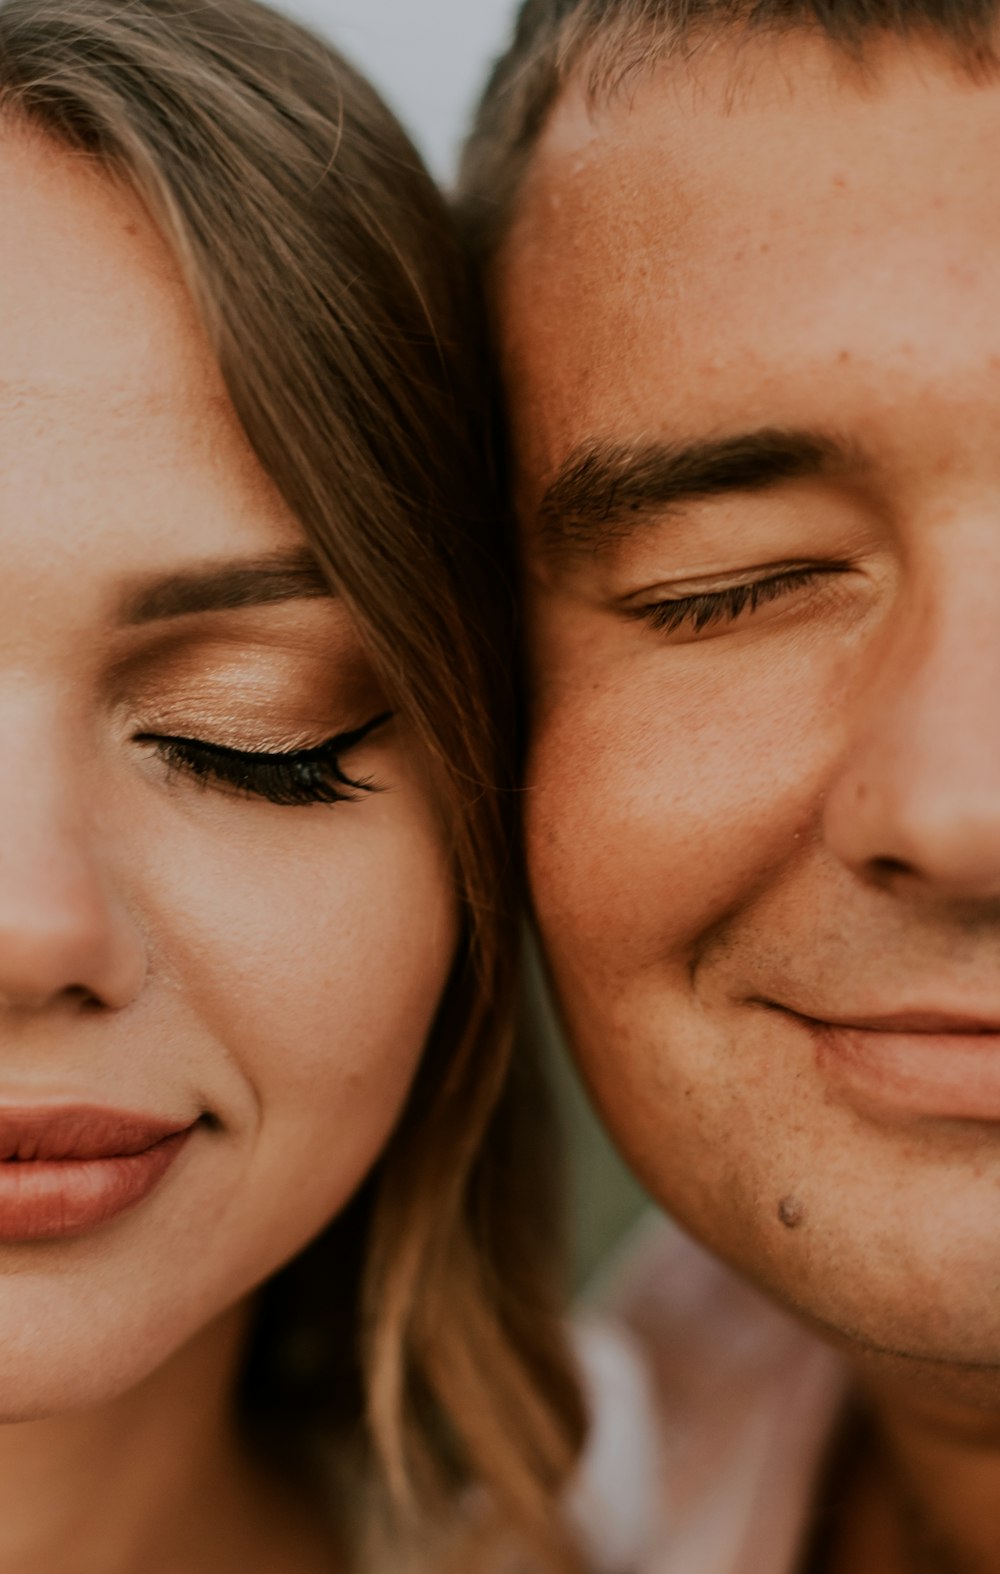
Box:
[503,22,988,215]
[499,24,992,296]
[495,29,1000,523]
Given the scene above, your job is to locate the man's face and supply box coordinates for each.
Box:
[501,33,1000,1376]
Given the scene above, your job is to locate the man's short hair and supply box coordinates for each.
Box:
[459,0,999,260]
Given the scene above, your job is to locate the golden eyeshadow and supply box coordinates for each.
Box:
[112,628,387,755]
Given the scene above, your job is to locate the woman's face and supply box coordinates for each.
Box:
[0,126,457,1416]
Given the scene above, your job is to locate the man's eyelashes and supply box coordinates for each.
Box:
[630,565,845,638]
[136,710,394,807]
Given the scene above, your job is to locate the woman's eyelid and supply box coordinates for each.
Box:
[135,708,395,761]
[155,712,392,762]
[113,632,390,756]
[141,724,335,759]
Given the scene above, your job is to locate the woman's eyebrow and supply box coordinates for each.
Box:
[119,549,332,624]
[535,428,854,563]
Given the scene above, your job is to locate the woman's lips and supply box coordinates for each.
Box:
[775,1004,1000,1120]
[0,1106,196,1241]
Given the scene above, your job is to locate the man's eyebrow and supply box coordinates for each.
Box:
[120,549,332,625]
[536,429,853,559]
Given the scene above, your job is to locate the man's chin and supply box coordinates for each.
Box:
[794,1301,1000,1408]
[720,1219,1000,1403]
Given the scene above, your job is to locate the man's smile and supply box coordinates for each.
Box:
[759,998,1000,1122]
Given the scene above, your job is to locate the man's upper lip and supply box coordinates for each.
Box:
[0,1106,194,1163]
[776,1004,1000,1036]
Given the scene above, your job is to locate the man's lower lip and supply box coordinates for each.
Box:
[0,1129,193,1242]
[799,1017,1000,1121]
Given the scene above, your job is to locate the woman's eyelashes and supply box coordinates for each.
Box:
[629,563,845,638]
[137,710,394,807]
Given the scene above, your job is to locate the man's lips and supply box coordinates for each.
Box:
[788,1008,1000,1036]
[0,1106,198,1241]
[767,1001,1000,1121]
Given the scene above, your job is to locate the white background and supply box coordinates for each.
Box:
[274,0,519,180]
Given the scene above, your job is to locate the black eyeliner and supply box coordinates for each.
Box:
[137,710,394,808]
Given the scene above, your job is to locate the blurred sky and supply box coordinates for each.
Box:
[273,0,519,181]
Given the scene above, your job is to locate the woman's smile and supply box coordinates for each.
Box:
[0,111,456,1413]
[0,1105,200,1241]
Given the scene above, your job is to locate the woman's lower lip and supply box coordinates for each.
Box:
[805,1019,1000,1121]
[0,1129,193,1242]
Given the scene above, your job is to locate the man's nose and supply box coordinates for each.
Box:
[0,761,146,1013]
[824,562,1000,902]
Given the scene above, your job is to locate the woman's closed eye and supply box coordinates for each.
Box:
[627,563,847,639]
[136,710,394,807]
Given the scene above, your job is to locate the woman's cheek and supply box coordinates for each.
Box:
[131,778,458,1255]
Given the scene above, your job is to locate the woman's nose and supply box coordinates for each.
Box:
[0,763,146,1013]
[823,572,1000,904]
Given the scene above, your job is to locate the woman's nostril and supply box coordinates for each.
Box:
[871,855,913,882]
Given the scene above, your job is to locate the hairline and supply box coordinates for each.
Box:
[461,7,998,267]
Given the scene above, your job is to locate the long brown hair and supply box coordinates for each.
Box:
[0,0,586,1565]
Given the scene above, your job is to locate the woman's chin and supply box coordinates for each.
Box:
[0,1282,243,1426]
[0,1350,164,1425]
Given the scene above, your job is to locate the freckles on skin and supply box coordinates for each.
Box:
[509,35,1000,1374]
[525,601,863,977]
[500,41,1000,516]
[499,152,691,505]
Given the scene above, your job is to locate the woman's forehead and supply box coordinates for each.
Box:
[0,129,304,586]
[0,127,221,416]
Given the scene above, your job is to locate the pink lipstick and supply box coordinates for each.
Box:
[0,1106,196,1241]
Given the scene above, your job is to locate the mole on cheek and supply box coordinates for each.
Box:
[778,1195,806,1230]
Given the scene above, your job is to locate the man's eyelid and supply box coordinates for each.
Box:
[619,558,833,607]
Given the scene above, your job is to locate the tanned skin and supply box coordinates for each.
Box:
[499,30,1000,1574]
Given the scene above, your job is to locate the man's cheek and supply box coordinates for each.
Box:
[526,682,790,968]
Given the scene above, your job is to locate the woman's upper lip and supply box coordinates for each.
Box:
[0,1106,196,1163]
